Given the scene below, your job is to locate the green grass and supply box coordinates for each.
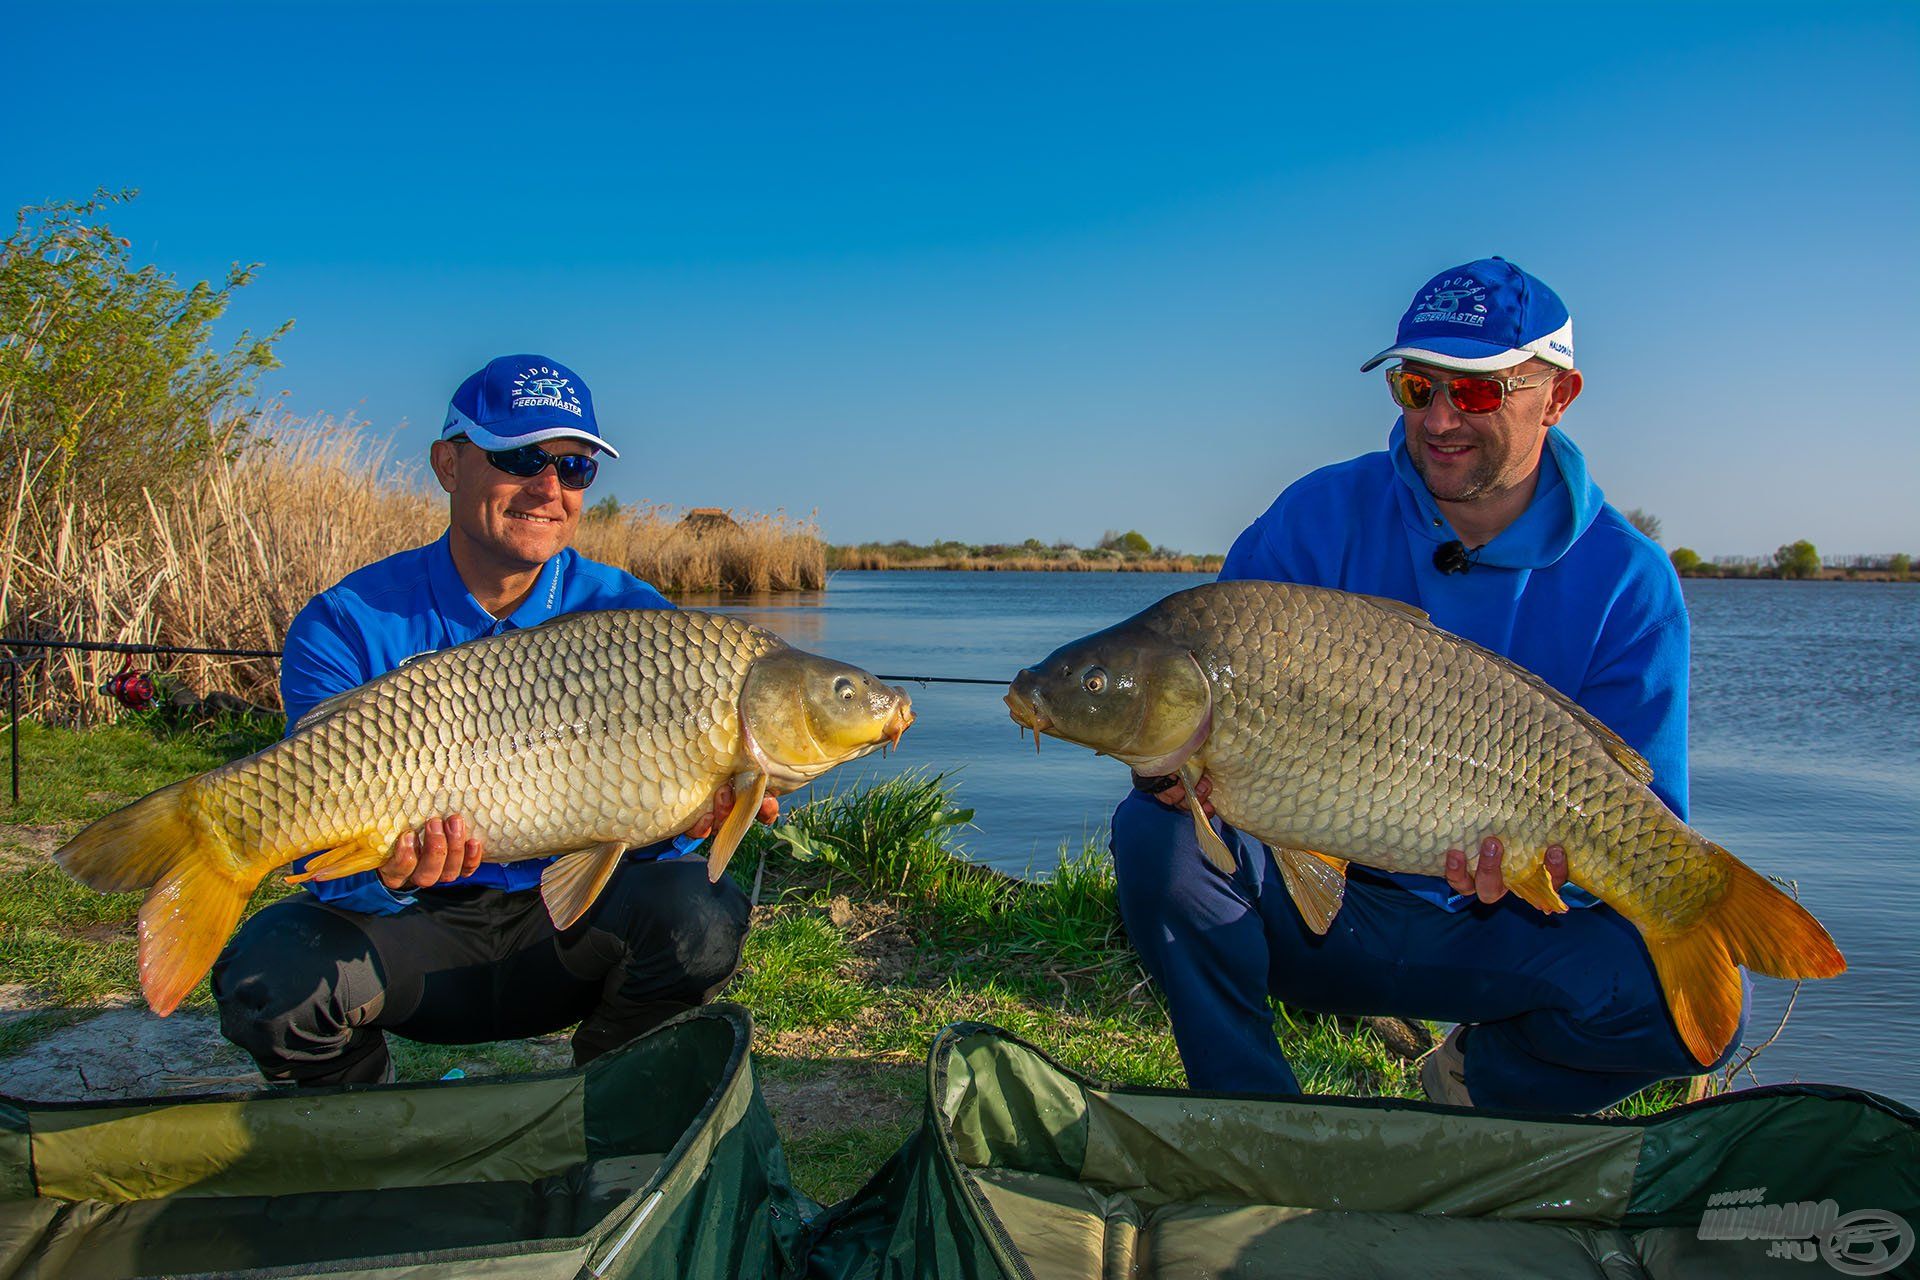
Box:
[0,862,142,1006]
[2,711,280,826]
[782,1120,916,1206]
[0,712,286,1014]
[723,768,1429,1113]
[729,913,872,1034]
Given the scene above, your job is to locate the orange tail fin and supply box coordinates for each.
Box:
[55,778,264,1017]
[1649,846,1845,1066]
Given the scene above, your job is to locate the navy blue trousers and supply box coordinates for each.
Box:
[1109,789,1748,1112]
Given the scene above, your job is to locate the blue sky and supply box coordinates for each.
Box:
[6,1,1916,555]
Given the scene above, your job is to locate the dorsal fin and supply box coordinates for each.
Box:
[1357,593,1431,624]
[1352,591,1655,786]
[291,687,361,732]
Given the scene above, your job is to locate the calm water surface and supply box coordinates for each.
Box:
[706,573,1918,1104]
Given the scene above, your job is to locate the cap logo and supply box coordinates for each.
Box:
[1412,277,1489,328]
[510,364,584,417]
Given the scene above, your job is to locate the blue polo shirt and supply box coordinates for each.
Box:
[280,531,680,914]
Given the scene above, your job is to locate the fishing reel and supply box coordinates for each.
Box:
[100,666,157,711]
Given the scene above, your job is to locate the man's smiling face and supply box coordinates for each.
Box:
[1400,358,1569,506]
[432,437,591,572]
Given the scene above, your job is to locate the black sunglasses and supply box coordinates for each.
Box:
[451,437,599,490]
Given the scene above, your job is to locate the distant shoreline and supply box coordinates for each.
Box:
[832,558,1223,573]
[1678,572,1916,584]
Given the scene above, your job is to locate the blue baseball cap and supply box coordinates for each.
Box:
[440,354,619,458]
[1360,257,1574,374]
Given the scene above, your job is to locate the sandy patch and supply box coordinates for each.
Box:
[0,824,71,870]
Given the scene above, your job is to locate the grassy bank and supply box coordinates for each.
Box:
[0,418,823,725]
[0,716,1707,1203]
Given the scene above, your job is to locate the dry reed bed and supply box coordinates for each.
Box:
[0,417,823,724]
[575,506,824,597]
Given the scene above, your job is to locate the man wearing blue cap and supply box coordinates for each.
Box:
[212,355,773,1086]
[1110,259,1741,1112]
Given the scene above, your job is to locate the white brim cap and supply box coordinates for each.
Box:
[1361,317,1575,374]
[441,403,620,459]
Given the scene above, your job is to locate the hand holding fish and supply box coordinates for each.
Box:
[688,784,780,840]
[379,814,487,890]
[1137,772,1215,818]
[1444,837,1569,905]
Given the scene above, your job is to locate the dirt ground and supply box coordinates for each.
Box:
[0,985,914,1142]
[0,987,262,1101]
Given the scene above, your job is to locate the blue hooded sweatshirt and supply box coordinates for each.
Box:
[1219,419,1689,911]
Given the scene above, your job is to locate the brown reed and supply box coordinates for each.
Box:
[574,504,825,598]
[0,417,824,723]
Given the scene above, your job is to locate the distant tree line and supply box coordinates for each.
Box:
[1625,509,1910,581]
[1667,542,1913,581]
[828,530,1225,571]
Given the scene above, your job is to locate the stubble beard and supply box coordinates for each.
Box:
[1409,441,1505,505]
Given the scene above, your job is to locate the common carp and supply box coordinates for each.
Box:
[1004,580,1843,1066]
[56,609,914,1017]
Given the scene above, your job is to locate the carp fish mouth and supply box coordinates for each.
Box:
[1004,672,1054,752]
[882,697,915,751]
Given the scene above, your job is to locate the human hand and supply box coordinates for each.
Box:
[687,783,780,840]
[379,814,486,890]
[1137,772,1214,818]
[1444,836,1568,905]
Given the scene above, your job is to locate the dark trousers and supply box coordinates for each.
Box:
[211,856,751,1086]
[1110,789,1747,1112]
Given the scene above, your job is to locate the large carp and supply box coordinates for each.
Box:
[57,608,914,1017]
[1004,580,1843,1066]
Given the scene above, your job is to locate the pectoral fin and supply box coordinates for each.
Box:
[284,834,389,884]
[1276,847,1348,934]
[1506,856,1571,915]
[540,841,629,930]
[706,771,768,884]
[1178,764,1236,875]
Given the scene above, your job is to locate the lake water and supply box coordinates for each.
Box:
[707,572,1919,1104]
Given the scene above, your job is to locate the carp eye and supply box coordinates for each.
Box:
[1084,667,1107,694]
[833,676,856,701]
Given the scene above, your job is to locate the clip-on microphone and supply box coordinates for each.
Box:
[1433,540,1477,575]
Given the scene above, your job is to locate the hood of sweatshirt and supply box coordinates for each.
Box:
[1387,418,1604,569]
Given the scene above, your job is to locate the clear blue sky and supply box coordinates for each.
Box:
[6,1,1916,555]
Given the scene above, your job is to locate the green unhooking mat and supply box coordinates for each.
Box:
[0,1003,808,1279]
[804,1023,1920,1279]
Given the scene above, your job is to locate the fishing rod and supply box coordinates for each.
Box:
[876,674,1005,686]
[0,638,1006,684]
[0,637,1010,805]
[0,638,282,659]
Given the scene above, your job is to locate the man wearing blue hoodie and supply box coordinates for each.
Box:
[1110,258,1743,1113]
